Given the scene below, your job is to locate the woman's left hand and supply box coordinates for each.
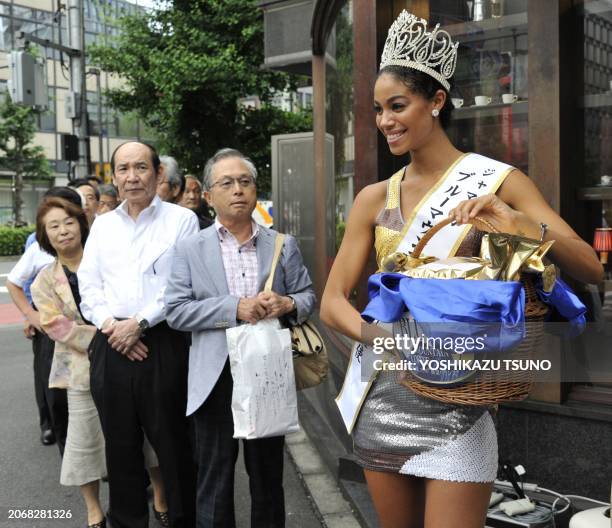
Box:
[449,193,519,233]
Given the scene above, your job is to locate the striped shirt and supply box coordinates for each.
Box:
[214,219,260,298]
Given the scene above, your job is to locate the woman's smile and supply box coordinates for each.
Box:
[385,129,407,145]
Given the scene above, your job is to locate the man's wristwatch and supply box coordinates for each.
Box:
[287,296,297,312]
[135,314,150,333]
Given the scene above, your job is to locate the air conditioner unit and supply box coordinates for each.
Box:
[258,0,336,76]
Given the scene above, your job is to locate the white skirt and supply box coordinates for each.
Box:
[61,389,159,486]
[61,389,106,486]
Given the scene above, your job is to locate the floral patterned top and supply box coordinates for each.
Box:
[31,259,96,390]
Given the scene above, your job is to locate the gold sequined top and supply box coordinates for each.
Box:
[374,169,483,270]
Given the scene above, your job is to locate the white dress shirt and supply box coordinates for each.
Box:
[78,195,199,329]
[7,241,54,287]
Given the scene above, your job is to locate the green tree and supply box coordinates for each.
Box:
[90,0,312,188]
[0,94,52,226]
[237,105,312,195]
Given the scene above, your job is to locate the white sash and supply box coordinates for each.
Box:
[335,343,376,434]
[396,153,514,258]
[335,153,514,433]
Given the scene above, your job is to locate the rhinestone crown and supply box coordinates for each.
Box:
[380,11,458,91]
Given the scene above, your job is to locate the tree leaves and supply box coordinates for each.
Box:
[0,94,52,226]
[90,0,312,187]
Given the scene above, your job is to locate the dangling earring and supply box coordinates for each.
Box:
[432,108,440,117]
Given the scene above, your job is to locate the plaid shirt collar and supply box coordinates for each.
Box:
[214,218,259,248]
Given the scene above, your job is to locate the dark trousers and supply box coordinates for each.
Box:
[89,322,196,528]
[32,329,68,455]
[192,361,285,528]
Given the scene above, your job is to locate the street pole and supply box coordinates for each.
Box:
[96,71,103,176]
[68,0,89,179]
[88,68,103,175]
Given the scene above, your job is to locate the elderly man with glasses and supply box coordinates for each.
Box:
[97,184,120,215]
[165,148,315,528]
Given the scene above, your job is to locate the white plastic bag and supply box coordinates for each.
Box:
[226,318,299,439]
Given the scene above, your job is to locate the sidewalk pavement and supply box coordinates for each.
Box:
[1,254,363,527]
[286,428,362,528]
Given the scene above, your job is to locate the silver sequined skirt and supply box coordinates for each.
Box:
[352,363,498,482]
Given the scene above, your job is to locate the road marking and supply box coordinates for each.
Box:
[0,286,7,293]
[0,273,8,277]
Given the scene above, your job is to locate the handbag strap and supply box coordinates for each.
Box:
[263,233,286,293]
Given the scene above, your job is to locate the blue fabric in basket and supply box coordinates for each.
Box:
[362,273,526,353]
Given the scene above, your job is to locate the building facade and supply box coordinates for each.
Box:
[0,0,153,223]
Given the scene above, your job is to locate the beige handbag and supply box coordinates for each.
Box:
[264,233,328,390]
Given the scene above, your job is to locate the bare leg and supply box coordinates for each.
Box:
[364,469,425,528]
[148,466,168,513]
[424,479,493,528]
[80,480,104,524]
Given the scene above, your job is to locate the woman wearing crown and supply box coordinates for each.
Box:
[320,11,602,528]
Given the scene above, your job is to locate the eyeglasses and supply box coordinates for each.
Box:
[210,176,255,191]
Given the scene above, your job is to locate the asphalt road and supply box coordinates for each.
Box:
[0,257,322,527]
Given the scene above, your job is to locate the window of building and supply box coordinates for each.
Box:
[87,89,101,135]
[107,109,140,139]
[326,2,354,239]
[0,15,10,51]
[12,6,33,20]
[570,0,612,407]
[106,108,119,137]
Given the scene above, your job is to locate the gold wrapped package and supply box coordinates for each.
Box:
[400,257,489,279]
[380,232,555,286]
[481,233,555,282]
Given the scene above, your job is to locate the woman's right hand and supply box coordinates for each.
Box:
[23,320,36,339]
[26,309,42,331]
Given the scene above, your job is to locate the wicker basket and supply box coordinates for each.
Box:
[400,217,549,405]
